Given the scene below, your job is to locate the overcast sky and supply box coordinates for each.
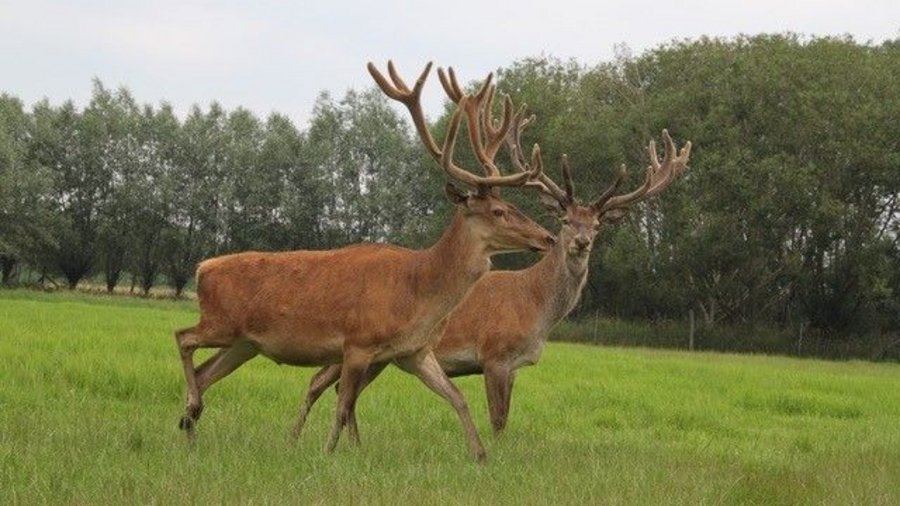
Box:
[1,1,898,127]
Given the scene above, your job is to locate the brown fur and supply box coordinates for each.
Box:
[175,192,554,462]
[293,130,691,437]
[293,205,598,435]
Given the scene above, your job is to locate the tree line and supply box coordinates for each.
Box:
[1,33,898,340]
[0,85,438,296]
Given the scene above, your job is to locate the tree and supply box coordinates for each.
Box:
[262,113,322,250]
[0,94,56,284]
[306,89,434,247]
[122,104,175,295]
[91,82,142,292]
[162,103,228,296]
[28,99,100,288]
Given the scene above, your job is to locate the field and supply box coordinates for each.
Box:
[1,289,898,505]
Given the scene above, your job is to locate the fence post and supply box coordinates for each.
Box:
[688,309,695,351]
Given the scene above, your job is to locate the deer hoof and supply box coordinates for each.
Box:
[178,416,195,431]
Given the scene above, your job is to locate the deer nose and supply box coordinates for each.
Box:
[574,236,590,249]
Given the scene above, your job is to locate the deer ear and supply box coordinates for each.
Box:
[539,193,566,216]
[444,182,469,205]
[602,208,628,224]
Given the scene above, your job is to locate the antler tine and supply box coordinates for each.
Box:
[368,60,428,103]
[440,100,542,188]
[437,67,508,176]
[644,136,670,193]
[535,152,569,203]
[595,130,691,213]
[437,66,464,103]
[519,144,561,197]
[505,108,532,172]
[372,60,544,191]
[481,92,514,168]
[452,73,506,178]
[472,71,494,100]
[591,165,627,209]
[643,129,692,198]
[386,61,410,93]
[601,167,655,211]
[502,107,569,204]
[367,60,440,159]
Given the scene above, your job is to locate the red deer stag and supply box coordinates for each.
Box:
[174,61,556,462]
[292,115,691,436]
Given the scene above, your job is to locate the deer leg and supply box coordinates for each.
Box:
[345,361,390,445]
[173,346,227,426]
[325,351,372,453]
[195,348,228,381]
[395,350,486,463]
[497,371,516,433]
[483,362,511,436]
[196,340,258,394]
[174,326,204,435]
[174,325,238,436]
[292,364,341,440]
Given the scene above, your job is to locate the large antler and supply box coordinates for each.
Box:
[592,129,691,214]
[367,61,440,160]
[368,61,539,189]
[437,67,514,177]
[504,107,573,206]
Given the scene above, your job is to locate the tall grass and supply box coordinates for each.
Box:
[1,289,899,504]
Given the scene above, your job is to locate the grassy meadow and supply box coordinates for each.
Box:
[1,288,898,505]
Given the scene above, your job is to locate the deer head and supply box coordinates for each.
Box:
[369,61,556,253]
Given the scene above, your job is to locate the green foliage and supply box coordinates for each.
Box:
[485,35,900,338]
[0,95,57,283]
[306,89,435,247]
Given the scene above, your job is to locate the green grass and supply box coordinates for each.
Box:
[1,288,899,505]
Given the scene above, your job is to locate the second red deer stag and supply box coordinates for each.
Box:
[173,61,555,462]
[292,115,691,436]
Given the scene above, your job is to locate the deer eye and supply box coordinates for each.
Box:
[492,208,506,218]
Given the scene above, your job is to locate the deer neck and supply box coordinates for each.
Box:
[526,238,591,326]
[419,209,492,307]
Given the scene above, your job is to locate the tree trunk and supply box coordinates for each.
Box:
[0,255,17,285]
[172,273,189,298]
[103,243,126,294]
[141,275,154,297]
[106,272,120,293]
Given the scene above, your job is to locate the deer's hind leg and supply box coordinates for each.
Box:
[292,364,342,440]
[344,361,389,445]
[325,349,374,453]
[484,362,513,435]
